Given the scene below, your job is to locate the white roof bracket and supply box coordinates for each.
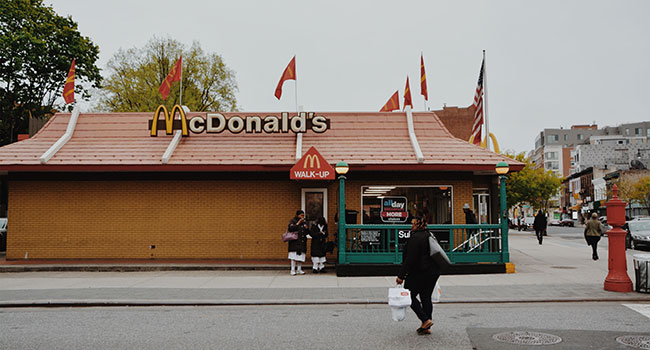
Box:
[162,130,183,164]
[295,109,304,160]
[39,105,80,164]
[405,106,424,163]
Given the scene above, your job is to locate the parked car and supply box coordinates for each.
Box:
[625,217,650,250]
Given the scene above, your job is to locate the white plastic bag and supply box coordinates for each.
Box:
[431,281,441,303]
[388,285,411,321]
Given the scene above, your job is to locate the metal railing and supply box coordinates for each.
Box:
[339,224,506,265]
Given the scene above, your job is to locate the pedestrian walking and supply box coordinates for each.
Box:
[533,209,547,245]
[395,216,441,336]
[309,216,328,273]
[584,212,603,261]
[287,210,309,275]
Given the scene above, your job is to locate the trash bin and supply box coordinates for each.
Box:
[633,254,650,293]
[345,210,359,224]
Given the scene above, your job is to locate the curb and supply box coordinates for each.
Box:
[0,265,289,273]
[2,297,650,308]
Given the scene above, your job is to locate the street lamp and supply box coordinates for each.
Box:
[336,161,349,265]
[496,161,510,263]
[335,161,349,176]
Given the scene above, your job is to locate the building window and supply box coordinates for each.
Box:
[635,128,642,135]
[646,129,650,137]
[564,134,568,141]
[361,186,452,225]
[547,135,559,143]
[544,161,559,170]
[626,128,630,135]
[545,151,558,160]
[577,134,584,140]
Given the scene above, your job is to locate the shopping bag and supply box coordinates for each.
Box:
[282,230,298,242]
[388,285,411,321]
[431,281,442,303]
[429,232,451,268]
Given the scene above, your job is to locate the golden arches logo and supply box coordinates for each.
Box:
[150,105,189,137]
[468,132,500,154]
[303,154,321,169]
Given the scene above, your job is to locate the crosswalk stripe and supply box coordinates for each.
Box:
[623,304,650,319]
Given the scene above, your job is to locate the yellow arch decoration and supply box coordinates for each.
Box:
[468,132,500,154]
[150,104,189,137]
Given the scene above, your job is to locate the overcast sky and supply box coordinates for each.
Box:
[46,0,650,154]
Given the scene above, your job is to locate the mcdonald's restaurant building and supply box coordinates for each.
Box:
[0,106,522,262]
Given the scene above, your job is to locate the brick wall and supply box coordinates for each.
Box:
[7,176,478,260]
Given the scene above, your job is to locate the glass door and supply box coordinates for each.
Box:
[302,188,328,229]
[473,192,490,224]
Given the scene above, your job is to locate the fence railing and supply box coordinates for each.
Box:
[338,224,507,265]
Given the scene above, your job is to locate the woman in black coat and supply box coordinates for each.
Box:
[396,216,440,335]
[309,216,328,273]
[533,210,547,245]
[287,210,309,276]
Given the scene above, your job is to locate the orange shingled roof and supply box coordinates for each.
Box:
[0,110,523,172]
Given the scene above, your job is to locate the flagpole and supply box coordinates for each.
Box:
[179,57,183,106]
[294,55,299,114]
[482,50,490,151]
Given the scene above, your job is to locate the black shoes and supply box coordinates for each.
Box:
[593,255,599,261]
[312,269,319,274]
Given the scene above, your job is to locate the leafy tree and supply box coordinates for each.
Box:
[634,176,650,215]
[502,152,563,211]
[99,37,238,112]
[0,0,101,145]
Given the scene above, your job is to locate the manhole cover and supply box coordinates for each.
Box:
[616,335,650,349]
[492,331,562,345]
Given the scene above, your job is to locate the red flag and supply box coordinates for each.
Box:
[275,56,296,100]
[380,91,400,112]
[63,59,75,104]
[159,56,182,100]
[471,58,485,145]
[420,54,428,101]
[403,76,413,109]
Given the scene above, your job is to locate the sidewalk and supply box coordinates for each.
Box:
[0,233,649,307]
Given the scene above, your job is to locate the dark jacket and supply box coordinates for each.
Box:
[287,216,308,254]
[397,229,439,280]
[310,223,328,258]
[464,209,477,224]
[533,212,547,231]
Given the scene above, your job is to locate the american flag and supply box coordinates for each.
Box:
[471,58,484,145]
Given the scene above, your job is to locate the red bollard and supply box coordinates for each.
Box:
[604,185,633,292]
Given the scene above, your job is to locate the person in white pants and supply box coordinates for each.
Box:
[309,216,328,273]
[287,210,309,275]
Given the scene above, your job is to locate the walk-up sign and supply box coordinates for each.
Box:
[290,146,335,180]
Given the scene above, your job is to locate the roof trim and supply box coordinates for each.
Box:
[0,162,525,173]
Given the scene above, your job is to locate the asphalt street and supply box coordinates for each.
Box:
[1,302,649,350]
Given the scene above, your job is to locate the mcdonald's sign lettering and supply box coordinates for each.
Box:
[290,146,335,180]
[149,107,330,136]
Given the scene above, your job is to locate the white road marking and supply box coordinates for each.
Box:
[623,304,650,319]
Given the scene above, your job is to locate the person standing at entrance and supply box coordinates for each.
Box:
[463,203,477,224]
[309,216,328,273]
[533,209,547,245]
[396,216,441,336]
[584,212,603,260]
[288,210,309,275]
